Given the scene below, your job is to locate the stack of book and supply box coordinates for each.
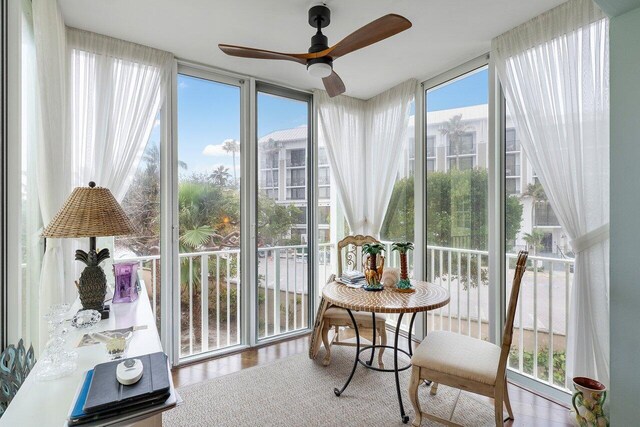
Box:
[339,270,366,287]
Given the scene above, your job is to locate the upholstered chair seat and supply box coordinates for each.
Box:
[412,331,501,386]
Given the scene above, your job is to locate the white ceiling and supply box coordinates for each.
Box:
[59,0,566,100]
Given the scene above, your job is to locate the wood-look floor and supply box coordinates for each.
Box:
[172,334,574,426]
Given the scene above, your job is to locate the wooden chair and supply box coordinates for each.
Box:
[408,251,528,426]
[320,235,388,367]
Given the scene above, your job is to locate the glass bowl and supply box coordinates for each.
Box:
[71,309,102,329]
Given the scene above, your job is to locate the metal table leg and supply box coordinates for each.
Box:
[366,312,376,366]
[393,313,409,424]
[407,312,417,357]
[333,309,360,396]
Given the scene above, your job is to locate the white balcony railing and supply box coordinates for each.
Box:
[120,243,574,391]
[423,246,574,391]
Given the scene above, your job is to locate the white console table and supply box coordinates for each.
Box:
[2,283,179,426]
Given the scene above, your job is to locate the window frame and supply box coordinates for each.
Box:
[254,81,314,344]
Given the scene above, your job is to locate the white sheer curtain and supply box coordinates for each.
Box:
[493,0,609,386]
[317,80,416,237]
[66,28,173,292]
[67,28,173,201]
[316,92,367,234]
[33,0,73,348]
[365,80,416,235]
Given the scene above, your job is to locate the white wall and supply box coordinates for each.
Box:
[609,4,640,424]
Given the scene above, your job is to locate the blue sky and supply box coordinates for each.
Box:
[174,75,307,176]
[427,68,488,112]
[147,68,488,175]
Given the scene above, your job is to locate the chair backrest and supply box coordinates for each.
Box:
[497,251,528,379]
[337,235,379,277]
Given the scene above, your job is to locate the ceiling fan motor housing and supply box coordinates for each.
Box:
[308,5,331,29]
[307,4,333,76]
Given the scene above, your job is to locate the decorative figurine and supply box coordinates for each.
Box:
[392,242,415,293]
[362,242,385,290]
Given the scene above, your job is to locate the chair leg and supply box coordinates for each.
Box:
[429,382,439,395]
[503,381,514,421]
[321,324,331,366]
[494,382,505,426]
[408,366,423,427]
[378,321,386,369]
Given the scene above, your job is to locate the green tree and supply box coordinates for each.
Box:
[380,176,414,241]
[121,142,188,255]
[506,195,524,250]
[257,193,302,246]
[380,169,524,288]
[381,169,523,249]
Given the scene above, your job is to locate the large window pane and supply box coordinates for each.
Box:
[257,90,310,339]
[380,102,416,249]
[424,66,490,339]
[505,107,572,389]
[176,73,242,358]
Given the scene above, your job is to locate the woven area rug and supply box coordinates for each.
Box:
[164,346,495,426]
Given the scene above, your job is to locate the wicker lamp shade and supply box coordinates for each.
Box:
[42,182,135,238]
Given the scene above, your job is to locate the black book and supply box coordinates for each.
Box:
[83,352,170,414]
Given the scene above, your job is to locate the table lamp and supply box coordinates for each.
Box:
[42,182,135,316]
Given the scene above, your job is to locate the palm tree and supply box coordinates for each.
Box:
[222,139,239,185]
[523,230,544,256]
[439,114,470,170]
[210,165,232,186]
[392,242,414,285]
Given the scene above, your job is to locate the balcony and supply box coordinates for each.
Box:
[120,242,574,391]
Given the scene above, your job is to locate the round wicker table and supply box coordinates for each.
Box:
[322,280,450,424]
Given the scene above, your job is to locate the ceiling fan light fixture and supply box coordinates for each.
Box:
[307,62,332,78]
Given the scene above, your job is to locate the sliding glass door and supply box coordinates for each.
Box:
[176,70,243,358]
[423,65,491,338]
[256,85,312,340]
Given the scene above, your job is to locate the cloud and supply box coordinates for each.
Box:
[202,143,226,156]
[153,119,160,128]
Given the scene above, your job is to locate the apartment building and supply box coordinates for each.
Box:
[258,105,567,256]
[258,125,332,243]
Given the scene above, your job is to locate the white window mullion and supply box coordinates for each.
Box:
[244,77,257,347]
[488,55,504,346]
[161,60,180,365]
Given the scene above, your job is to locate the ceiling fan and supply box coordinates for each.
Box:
[218,4,412,97]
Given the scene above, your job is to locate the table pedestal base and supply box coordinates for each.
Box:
[333,310,418,424]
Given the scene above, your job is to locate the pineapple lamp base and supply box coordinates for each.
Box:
[75,235,111,319]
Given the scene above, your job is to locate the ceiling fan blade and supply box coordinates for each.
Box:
[323,14,412,59]
[218,44,310,64]
[322,71,346,98]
